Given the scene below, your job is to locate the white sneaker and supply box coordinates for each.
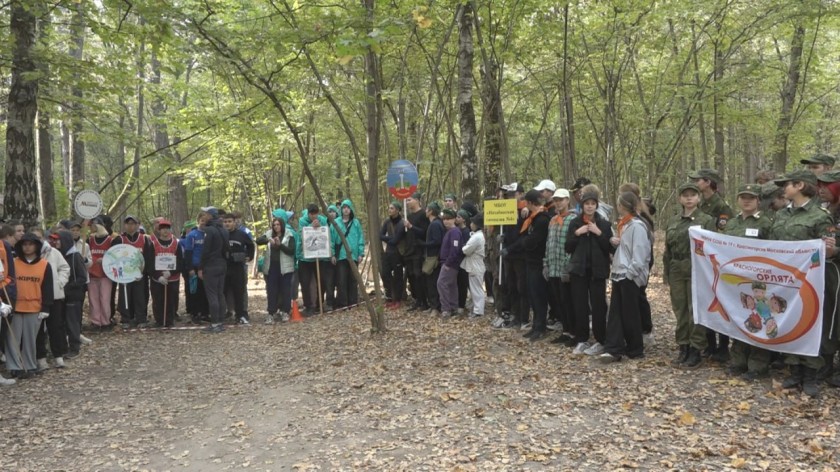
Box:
[584,342,605,356]
[0,376,15,386]
[54,357,65,368]
[572,342,591,355]
[265,314,275,325]
[80,335,93,345]
[643,332,655,347]
[238,318,250,325]
[280,312,290,322]
[37,358,50,371]
[1,353,6,363]
[486,296,495,305]
[546,320,563,331]
[469,311,484,318]
[520,322,532,331]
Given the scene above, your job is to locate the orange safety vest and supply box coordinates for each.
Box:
[15,258,48,313]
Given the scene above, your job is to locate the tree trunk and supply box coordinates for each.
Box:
[771,24,805,173]
[561,4,577,184]
[4,0,40,226]
[713,41,726,183]
[68,1,86,205]
[458,3,479,203]
[691,20,708,168]
[37,11,57,223]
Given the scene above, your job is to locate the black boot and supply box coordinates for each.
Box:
[815,355,834,380]
[671,344,689,367]
[802,367,819,398]
[682,347,703,369]
[782,365,803,389]
[710,344,730,363]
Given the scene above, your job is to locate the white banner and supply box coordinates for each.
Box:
[689,227,825,357]
[302,226,331,259]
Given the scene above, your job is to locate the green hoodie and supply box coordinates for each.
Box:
[331,199,365,261]
[296,209,330,262]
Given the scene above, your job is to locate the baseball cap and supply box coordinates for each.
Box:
[774,170,817,187]
[534,179,557,192]
[124,215,140,224]
[157,219,172,228]
[571,177,591,191]
[552,189,570,199]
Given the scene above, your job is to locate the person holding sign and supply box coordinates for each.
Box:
[150,220,183,327]
[87,218,114,330]
[114,216,155,329]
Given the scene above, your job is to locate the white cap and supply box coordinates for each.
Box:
[552,188,570,199]
[534,179,557,192]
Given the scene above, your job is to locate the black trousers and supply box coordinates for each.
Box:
[504,258,528,324]
[570,274,607,344]
[526,262,549,331]
[150,279,180,326]
[405,257,427,307]
[298,261,317,309]
[118,278,149,324]
[203,263,228,324]
[320,261,336,308]
[425,263,441,311]
[549,277,574,334]
[65,300,83,353]
[380,252,405,302]
[335,259,360,307]
[37,300,68,359]
[604,279,644,358]
[225,263,249,319]
[639,285,653,335]
[457,268,469,309]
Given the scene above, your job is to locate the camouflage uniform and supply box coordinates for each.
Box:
[664,187,716,359]
[769,188,832,373]
[700,192,734,231]
[724,184,774,375]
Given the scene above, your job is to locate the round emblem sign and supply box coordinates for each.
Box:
[74,190,103,219]
[102,245,145,284]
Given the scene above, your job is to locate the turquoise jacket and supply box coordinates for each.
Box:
[330,199,365,262]
[296,209,330,262]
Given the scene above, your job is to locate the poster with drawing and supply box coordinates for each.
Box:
[302,226,331,259]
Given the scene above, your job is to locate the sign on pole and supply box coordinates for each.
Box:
[73,190,103,219]
[483,199,518,226]
[302,226,331,259]
[102,245,145,284]
[386,160,419,200]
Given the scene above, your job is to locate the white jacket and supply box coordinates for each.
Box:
[460,230,486,275]
[610,217,651,288]
[42,244,70,300]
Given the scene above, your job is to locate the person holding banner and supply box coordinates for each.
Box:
[815,171,840,386]
[664,182,717,369]
[770,170,835,397]
[150,220,183,327]
[720,184,774,380]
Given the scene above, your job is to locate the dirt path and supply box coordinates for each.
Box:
[1,281,839,471]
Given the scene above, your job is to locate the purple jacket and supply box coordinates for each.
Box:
[440,226,464,268]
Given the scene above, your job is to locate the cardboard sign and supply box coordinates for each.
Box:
[74,190,103,219]
[302,226,331,259]
[483,199,518,225]
[155,254,177,271]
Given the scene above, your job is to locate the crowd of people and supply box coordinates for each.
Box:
[3,156,840,400]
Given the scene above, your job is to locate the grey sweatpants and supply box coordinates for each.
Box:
[203,263,228,324]
[4,312,40,372]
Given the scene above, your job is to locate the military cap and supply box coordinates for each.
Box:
[800,154,836,166]
[736,183,762,197]
[817,170,840,184]
[688,168,723,184]
[677,182,701,194]
[774,170,817,187]
[441,208,457,219]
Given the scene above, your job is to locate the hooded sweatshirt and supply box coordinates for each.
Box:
[43,235,70,300]
[200,215,229,269]
[13,234,54,313]
[331,199,365,262]
[57,230,88,303]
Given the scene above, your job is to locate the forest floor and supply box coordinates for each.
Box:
[1,275,839,471]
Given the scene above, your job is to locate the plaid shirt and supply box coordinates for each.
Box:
[544,210,575,278]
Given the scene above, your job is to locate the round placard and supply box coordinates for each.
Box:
[102,244,145,284]
[74,190,103,219]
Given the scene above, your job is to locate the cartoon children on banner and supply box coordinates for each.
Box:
[740,280,787,339]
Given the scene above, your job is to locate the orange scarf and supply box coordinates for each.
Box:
[551,210,571,226]
[616,214,634,237]
[520,207,545,234]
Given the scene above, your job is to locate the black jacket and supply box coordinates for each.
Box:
[565,213,613,279]
[227,228,256,265]
[200,218,229,269]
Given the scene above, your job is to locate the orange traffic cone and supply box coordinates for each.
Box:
[290,301,304,322]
